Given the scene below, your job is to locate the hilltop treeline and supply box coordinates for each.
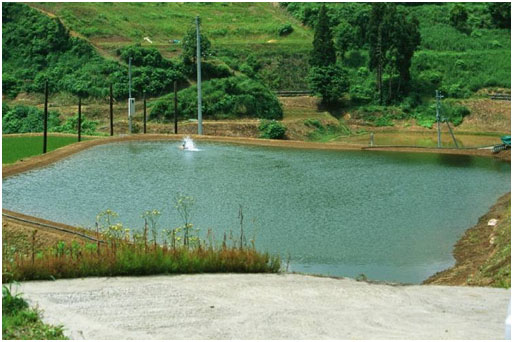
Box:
[281,2,510,103]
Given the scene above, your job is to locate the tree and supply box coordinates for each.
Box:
[310,5,336,67]
[181,19,211,66]
[488,2,511,29]
[334,20,355,60]
[367,3,420,104]
[307,65,349,105]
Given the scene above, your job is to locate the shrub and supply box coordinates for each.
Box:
[117,45,169,68]
[259,120,286,139]
[151,76,283,121]
[2,73,20,98]
[2,105,61,134]
[277,23,294,36]
[51,114,99,135]
[202,61,232,79]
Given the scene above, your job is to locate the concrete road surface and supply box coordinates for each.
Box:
[17,273,509,340]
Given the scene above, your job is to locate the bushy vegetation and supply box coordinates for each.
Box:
[2,104,61,134]
[2,284,67,340]
[2,104,99,135]
[150,76,283,121]
[258,120,286,139]
[2,3,185,99]
[2,203,281,282]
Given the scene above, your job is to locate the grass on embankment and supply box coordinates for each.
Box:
[3,240,280,283]
[2,205,281,282]
[2,285,67,340]
[2,135,92,165]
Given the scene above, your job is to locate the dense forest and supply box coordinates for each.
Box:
[2,2,511,133]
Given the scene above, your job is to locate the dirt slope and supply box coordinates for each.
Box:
[424,192,511,287]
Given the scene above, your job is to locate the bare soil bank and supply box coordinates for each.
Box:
[424,192,511,287]
[16,274,509,340]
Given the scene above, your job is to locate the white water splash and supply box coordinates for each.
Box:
[180,136,199,151]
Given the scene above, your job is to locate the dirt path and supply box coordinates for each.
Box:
[17,274,509,340]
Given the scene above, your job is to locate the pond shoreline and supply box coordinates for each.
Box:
[3,134,510,286]
[3,133,510,179]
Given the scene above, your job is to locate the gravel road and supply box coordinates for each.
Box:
[17,273,509,340]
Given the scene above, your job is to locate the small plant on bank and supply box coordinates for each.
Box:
[259,119,287,139]
[2,284,67,340]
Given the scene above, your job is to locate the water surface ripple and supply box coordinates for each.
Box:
[3,141,510,283]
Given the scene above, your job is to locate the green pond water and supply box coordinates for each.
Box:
[2,141,510,283]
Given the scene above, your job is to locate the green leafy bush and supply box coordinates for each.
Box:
[117,45,169,68]
[277,23,294,36]
[259,119,286,139]
[2,105,61,134]
[51,114,99,135]
[150,76,283,121]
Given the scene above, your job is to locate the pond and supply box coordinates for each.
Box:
[3,141,510,283]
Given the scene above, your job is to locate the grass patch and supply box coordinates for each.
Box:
[305,119,351,142]
[3,237,280,282]
[30,2,311,48]
[2,135,91,164]
[2,284,67,340]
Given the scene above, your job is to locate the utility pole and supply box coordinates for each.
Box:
[43,80,48,154]
[128,56,134,134]
[436,90,442,148]
[174,80,178,134]
[143,91,147,134]
[110,84,114,136]
[196,16,203,135]
[78,97,82,142]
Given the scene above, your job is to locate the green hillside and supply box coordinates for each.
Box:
[2,2,510,136]
[29,2,311,54]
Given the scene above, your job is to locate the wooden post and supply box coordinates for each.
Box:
[31,230,37,265]
[143,91,147,134]
[110,84,114,136]
[43,80,48,154]
[78,97,82,142]
[96,222,100,257]
[174,80,178,134]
